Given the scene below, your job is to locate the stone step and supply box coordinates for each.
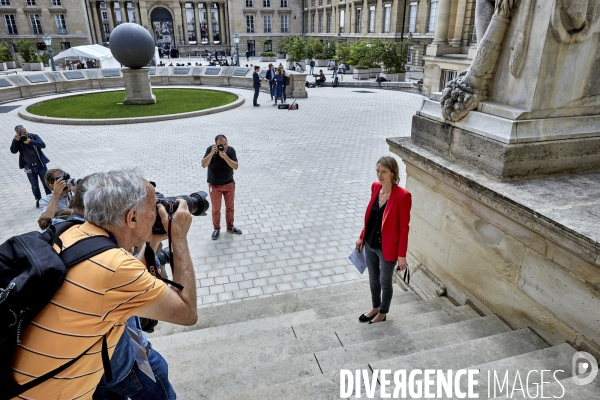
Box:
[159,296,422,379]
[337,305,480,346]
[368,329,548,377]
[150,309,314,351]
[214,374,340,400]
[314,291,421,320]
[492,373,600,399]
[292,296,458,339]
[173,353,322,400]
[314,315,511,373]
[442,343,577,400]
[149,280,409,337]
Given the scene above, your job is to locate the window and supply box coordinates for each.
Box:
[318,13,322,33]
[327,0,330,4]
[368,5,375,33]
[103,23,110,34]
[280,0,287,7]
[55,14,67,34]
[263,0,270,7]
[318,0,322,5]
[185,3,196,42]
[211,4,220,43]
[26,0,35,5]
[99,2,106,8]
[311,14,314,32]
[470,24,477,44]
[311,0,314,6]
[326,12,331,33]
[304,15,308,32]
[127,2,136,23]
[30,14,42,34]
[408,3,416,33]
[355,8,361,33]
[280,14,288,32]
[263,15,271,32]
[264,40,272,51]
[101,10,108,21]
[0,0,11,5]
[339,9,344,32]
[60,41,70,50]
[383,4,391,33]
[245,0,252,6]
[443,69,457,87]
[407,47,413,63]
[428,0,438,33]
[4,15,17,34]
[51,0,61,5]
[114,3,122,24]
[246,14,254,32]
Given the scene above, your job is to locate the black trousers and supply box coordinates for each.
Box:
[253,86,260,105]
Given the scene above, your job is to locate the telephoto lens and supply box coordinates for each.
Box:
[153,191,210,234]
[155,247,171,266]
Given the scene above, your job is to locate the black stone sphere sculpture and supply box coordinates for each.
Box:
[109,23,155,69]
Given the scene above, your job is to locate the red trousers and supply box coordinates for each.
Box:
[209,182,235,230]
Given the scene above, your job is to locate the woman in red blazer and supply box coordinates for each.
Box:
[356,156,411,324]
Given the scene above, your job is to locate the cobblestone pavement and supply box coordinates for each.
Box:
[1,85,424,307]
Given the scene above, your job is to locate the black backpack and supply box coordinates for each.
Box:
[0,221,117,399]
[333,76,339,87]
[284,75,290,86]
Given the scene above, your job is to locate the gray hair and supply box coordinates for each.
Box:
[84,170,150,229]
[14,125,24,132]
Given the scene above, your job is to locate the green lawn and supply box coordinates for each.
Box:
[27,89,238,119]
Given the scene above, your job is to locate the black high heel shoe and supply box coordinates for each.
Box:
[359,313,376,322]
[368,315,387,324]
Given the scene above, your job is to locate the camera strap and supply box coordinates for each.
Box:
[144,241,183,291]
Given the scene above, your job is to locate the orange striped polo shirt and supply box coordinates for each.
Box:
[12,222,167,400]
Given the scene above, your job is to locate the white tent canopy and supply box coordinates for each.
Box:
[52,44,121,68]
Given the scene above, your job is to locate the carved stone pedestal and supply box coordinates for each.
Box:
[121,68,156,105]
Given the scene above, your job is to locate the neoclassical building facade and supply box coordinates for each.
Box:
[0,0,92,49]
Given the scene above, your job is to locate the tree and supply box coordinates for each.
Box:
[379,41,410,73]
[14,39,37,63]
[0,42,13,62]
[278,35,308,61]
[336,42,351,63]
[308,37,324,59]
[322,40,336,60]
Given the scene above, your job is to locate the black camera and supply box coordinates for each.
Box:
[19,134,28,142]
[156,247,171,266]
[55,172,80,187]
[217,145,224,151]
[153,191,209,234]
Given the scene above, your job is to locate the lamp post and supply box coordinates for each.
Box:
[177,25,182,45]
[42,34,56,71]
[233,33,240,67]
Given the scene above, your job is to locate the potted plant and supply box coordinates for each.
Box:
[29,53,44,71]
[0,43,9,71]
[279,35,308,70]
[309,38,327,67]
[260,51,276,62]
[353,64,370,80]
[15,39,38,70]
[349,40,377,79]
[346,59,356,74]
[379,41,409,82]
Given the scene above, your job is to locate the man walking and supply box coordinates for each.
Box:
[10,125,52,208]
[252,65,261,106]
[201,135,242,239]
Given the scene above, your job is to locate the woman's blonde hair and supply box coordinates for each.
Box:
[377,156,400,185]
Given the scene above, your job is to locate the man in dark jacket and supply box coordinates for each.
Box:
[252,66,261,107]
[10,125,51,208]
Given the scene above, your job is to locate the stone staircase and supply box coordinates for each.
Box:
[148,281,597,399]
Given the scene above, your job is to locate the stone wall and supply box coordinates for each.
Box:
[389,137,600,361]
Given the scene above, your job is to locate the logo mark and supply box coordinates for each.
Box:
[572,351,598,386]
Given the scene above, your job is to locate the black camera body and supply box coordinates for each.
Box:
[217,145,225,151]
[55,172,81,187]
[153,191,209,234]
[19,134,27,142]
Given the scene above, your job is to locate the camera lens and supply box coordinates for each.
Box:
[156,247,171,266]
[153,191,210,234]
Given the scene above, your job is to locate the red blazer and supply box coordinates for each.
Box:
[359,182,412,262]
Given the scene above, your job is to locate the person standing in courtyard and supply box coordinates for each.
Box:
[273,68,284,105]
[252,65,261,107]
[201,135,242,240]
[10,125,52,208]
[309,59,315,75]
[356,156,411,324]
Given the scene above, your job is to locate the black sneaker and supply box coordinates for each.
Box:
[211,229,220,240]
[35,199,40,208]
[227,226,242,235]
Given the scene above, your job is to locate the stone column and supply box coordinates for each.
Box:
[426,0,459,56]
[431,0,451,45]
[180,1,189,43]
[349,4,355,34]
[106,2,117,32]
[134,1,142,24]
[194,2,201,43]
[89,1,104,43]
[450,0,467,47]
[206,2,214,44]
[362,0,368,34]
[291,73,308,98]
[119,2,128,22]
[138,0,149,26]
[219,3,226,44]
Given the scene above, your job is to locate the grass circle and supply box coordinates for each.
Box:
[26,89,238,119]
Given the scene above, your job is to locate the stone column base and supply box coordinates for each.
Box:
[425,44,461,57]
[121,68,156,105]
[290,73,308,98]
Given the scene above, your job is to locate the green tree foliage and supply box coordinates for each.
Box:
[14,39,38,63]
[278,35,309,61]
[0,42,13,62]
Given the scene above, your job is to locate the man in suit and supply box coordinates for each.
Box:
[265,63,275,100]
[252,66,261,107]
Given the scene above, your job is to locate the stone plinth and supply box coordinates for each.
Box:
[121,68,156,105]
[290,73,308,99]
[388,136,600,361]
